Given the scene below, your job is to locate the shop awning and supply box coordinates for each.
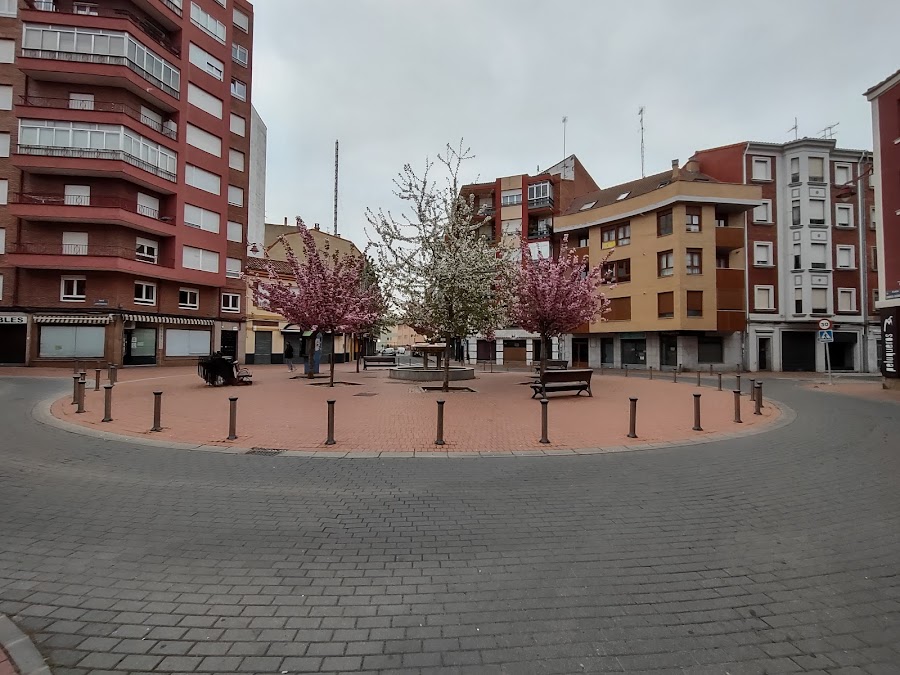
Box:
[281,324,305,333]
[122,314,214,326]
[34,314,112,325]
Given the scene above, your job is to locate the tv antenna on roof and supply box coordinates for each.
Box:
[818,122,839,139]
[787,116,799,140]
[639,106,646,178]
[562,116,568,157]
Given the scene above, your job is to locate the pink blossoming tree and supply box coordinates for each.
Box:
[512,236,611,375]
[246,218,385,387]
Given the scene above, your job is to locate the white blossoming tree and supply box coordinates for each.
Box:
[366,141,515,392]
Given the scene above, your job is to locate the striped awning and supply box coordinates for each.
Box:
[122,313,214,326]
[33,314,112,325]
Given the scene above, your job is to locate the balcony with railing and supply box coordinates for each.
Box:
[7,192,175,236]
[715,224,744,250]
[24,0,180,57]
[4,242,191,281]
[19,96,177,140]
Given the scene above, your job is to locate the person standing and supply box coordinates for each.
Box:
[284,341,295,371]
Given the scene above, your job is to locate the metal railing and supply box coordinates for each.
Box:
[25,1,180,56]
[527,226,552,239]
[8,242,174,267]
[20,49,180,100]
[9,192,163,220]
[16,145,177,182]
[158,0,183,17]
[528,196,554,210]
[19,96,177,140]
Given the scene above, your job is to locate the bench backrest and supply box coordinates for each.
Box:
[365,356,396,362]
[541,368,592,384]
[544,359,568,369]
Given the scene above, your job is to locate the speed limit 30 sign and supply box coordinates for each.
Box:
[818,319,833,331]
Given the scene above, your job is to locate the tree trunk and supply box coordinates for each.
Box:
[329,352,335,387]
[443,336,452,392]
[355,334,360,373]
[540,333,549,378]
[306,335,314,379]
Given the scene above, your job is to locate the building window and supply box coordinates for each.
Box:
[617,223,631,246]
[230,113,246,136]
[754,285,774,311]
[184,204,221,233]
[793,243,802,270]
[62,231,88,255]
[182,245,219,273]
[186,123,222,157]
[835,205,853,228]
[134,281,156,306]
[226,257,242,278]
[61,275,86,301]
[227,185,244,207]
[0,227,4,254]
[577,234,589,248]
[836,245,855,269]
[0,85,11,110]
[621,338,645,365]
[716,253,729,269]
[685,206,702,232]
[185,164,221,195]
[500,189,522,207]
[227,220,243,243]
[685,249,702,275]
[165,329,211,357]
[190,3,226,43]
[0,0,16,17]
[179,288,199,310]
[837,288,857,312]
[809,199,826,225]
[602,258,631,283]
[657,291,674,318]
[871,246,878,271]
[810,243,828,269]
[39,326,105,358]
[601,227,615,249]
[188,83,222,118]
[73,2,99,15]
[697,336,723,363]
[68,92,94,110]
[792,200,801,226]
[686,290,703,317]
[222,293,241,313]
[834,164,851,185]
[527,181,552,205]
[811,288,828,314]
[753,200,772,223]
[751,157,771,181]
[790,157,800,183]
[753,242,773,267]
[808,157,825,182]
[135,237,158,264]
[658,250,674,277]
[606,297,631,321]
[189,42,224,80]
[794,288,803,314]
[0,131,9,157]
[657,211,673,236]
[233,8,250,31]
[229,148,245,171]
[231,78,247,101]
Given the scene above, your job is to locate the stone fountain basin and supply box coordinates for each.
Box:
[389,366,476,382]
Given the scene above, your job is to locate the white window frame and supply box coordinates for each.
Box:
[808,156,825,182]
[178,287,199,310]
[811,287,829,314]
[61,275,86,302]
[189,42,224,80]
[226,257,242,278]
[753,285,774,311]
[0,227,6,254]
[0,38,16,64]
[185,164,221,195]
[835,204,853,228]
[226,220,243,243]
[0,85,12,110]
[229,148,245,171]
[182,245,219,273]
[810,242,829,269]
[62,231,88,255]
[184,203,221,233]
[134,280,156,306]
[221,292,240,313]
[809,199,826,225]
[835,245,855,269]
[0,0,16,17]
[233,8,250,32]
[227,185,244,207]
[0,131,9,158]
[834,163,852,186]
[232,43,249,66]
[187,83,223,119]
[753,242,773,267]
[752,199,772,224]
[751,157,772,181]
[230,113,246,136]
[135,237,158,264]
[185,123,222,157]
[500,189,522,207]
[837,288,857,312]
[230,78,247,101]
[190,2,226,43]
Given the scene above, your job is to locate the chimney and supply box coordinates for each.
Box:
[283,217,287,226]
[314,223,320,231]
[671,159,681,180]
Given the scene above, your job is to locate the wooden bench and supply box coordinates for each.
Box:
[363,355,397,370]
[533,359,569,373]
[530,368,593,399]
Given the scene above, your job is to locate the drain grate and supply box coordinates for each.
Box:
[247,448,284,456]
[353,392,378,397]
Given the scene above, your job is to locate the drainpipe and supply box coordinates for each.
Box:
[858,151,870,373]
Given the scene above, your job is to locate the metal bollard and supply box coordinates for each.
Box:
[757,381,764,409]
[227,397,238,440]
[692,393,702,431]
[717,373,722,391]
[325,400,336,445]
[673,369,677,383]
[76,378,86,414]
[649,366,653,380]
[733,390,742,423]
[110,364,117,386]
[151,391,162,432]
[749,378,756,401]
[102,384,113,423]
[696,370,701,387]
[539,397,549,444]
[709,364,714,375]
[72,374,81,404]
[754,384,762,415]
[435,399,446,446]
[624,364,628,377]
[627,397,638,438]
[736,374,741,394]
[94,368,101,392]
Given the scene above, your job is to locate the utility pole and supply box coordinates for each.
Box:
[638,106,646,178]
[333,140,339,237]
[562,116,568,157]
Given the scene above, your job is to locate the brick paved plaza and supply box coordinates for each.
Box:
[1,374,899,674]
[46,364,777,453]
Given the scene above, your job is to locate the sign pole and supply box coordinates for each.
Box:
[825,339,833,386]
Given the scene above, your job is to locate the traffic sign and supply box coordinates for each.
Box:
[818,319,833,330]
[817,329,834,343]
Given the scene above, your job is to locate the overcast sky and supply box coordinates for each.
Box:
[251,0,900,249]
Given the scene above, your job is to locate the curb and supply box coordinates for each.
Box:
[34,386,797,459]
[0,615,50,675]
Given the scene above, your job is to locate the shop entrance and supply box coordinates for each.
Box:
[123,327,157,365]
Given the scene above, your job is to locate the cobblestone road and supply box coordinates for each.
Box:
[1,377,898,674]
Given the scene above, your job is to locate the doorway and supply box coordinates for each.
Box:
[660,334,678,368]
[758,337,771,370]
[572,337,589,368]
[254,331,273,364]
[0,325,27,363]
[503,339,526,364]
[600,338,614,365]
[220,329,237,359]
[827,332,857,371]
[123,327,156,365]
[781,331,815,371]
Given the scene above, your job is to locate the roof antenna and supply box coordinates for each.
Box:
[818,122,839,139]
[333,139,339,236]
[787,116,799,140]
[638,106,646,178]
[562,116,568,157]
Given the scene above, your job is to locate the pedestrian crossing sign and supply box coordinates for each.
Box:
[817,329,834,342]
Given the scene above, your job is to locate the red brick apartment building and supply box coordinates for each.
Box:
[0,0,254,366]
[865,70,900,385]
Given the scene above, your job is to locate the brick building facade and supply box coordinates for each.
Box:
[0,0,256,367]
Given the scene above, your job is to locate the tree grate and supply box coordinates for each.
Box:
[247,448,285,456]
[353,392,378,397]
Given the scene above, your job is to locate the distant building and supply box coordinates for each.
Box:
[382,324,425,348]
[865,69,900,385]
[247,105,267,258]
[243,221,363,364]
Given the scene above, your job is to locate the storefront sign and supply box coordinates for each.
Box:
[0,313,27,325]
[883,309,898,378]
